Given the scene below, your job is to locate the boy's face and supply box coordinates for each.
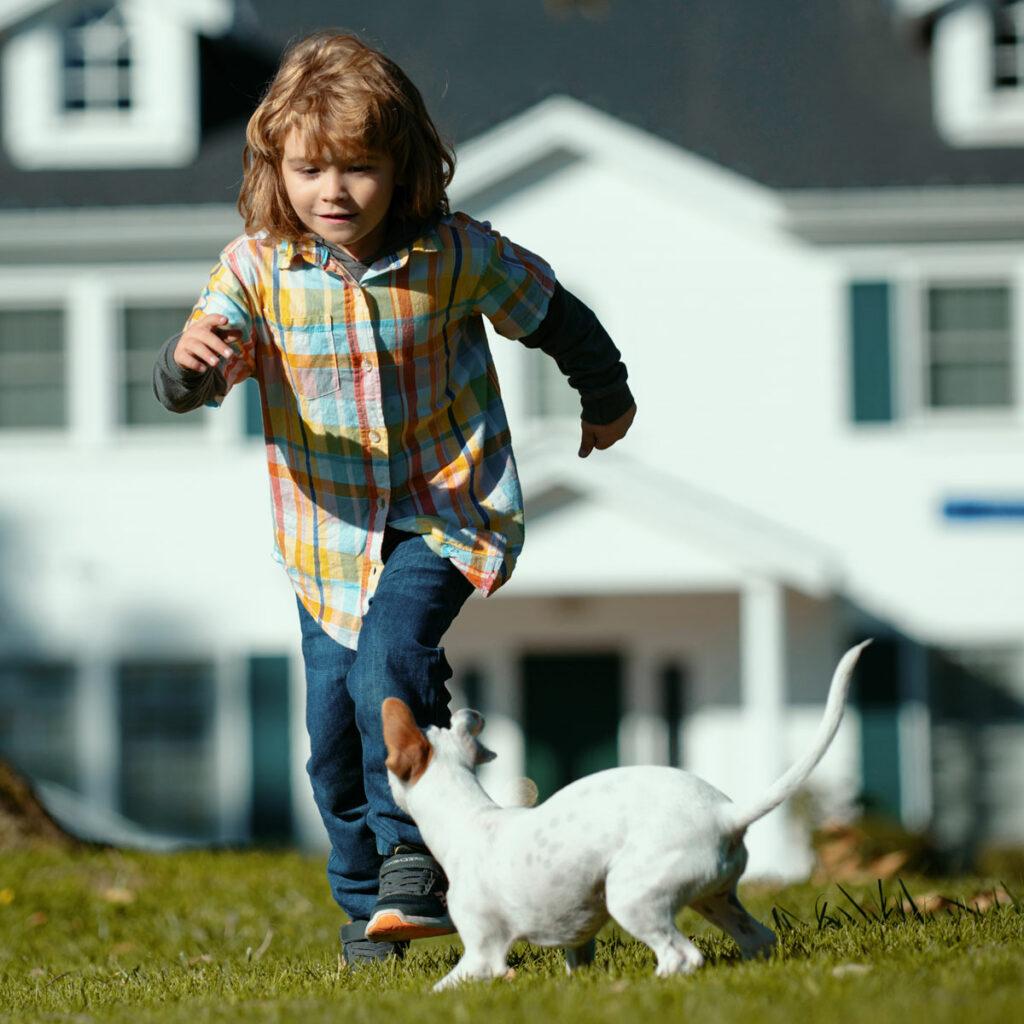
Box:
[281,129,396,262]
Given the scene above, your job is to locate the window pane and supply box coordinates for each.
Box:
[119,661,218,837]
[0,309,66,428]
[0,662,77,788]
[926,286,1014,410]
[122,305,199,428]
[62,5,132,113]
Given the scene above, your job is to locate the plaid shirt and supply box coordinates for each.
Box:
[187,213,555,648]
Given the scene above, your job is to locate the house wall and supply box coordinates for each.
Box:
[2,104,1022,860]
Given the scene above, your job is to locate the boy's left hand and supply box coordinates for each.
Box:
[579,404,636,458]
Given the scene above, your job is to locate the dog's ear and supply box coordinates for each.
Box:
[382,698,432,785]
[451,708,497,768]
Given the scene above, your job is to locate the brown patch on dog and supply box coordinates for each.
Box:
[382,697,433,785]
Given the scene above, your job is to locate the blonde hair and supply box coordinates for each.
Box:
[239,32,455,242]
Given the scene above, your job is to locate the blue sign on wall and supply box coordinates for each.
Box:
[943,500,1024,521]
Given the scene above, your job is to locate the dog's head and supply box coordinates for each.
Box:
[381,697,497,810]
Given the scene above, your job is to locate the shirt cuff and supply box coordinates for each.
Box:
[581,384,635,425]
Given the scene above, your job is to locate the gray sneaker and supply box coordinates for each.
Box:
[364,844,455,941]
[340,919,408,966]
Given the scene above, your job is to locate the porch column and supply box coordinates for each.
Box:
[898,639,932,830]
[619,649,669,766]
[213,653,251,843]
[77,654,118,816]
[740,578,803,876]
[477,650,525,800]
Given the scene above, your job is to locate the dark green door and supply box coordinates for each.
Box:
[522,652,621,802]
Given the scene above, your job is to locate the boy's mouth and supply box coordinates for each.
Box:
[318,213,356,222]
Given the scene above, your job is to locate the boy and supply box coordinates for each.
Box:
[153,31,635,966]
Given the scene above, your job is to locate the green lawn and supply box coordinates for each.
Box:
[1,847,1022,1023]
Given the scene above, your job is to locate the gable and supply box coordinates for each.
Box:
[1,0,231,169]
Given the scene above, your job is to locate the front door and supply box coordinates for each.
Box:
[522,652,621,802]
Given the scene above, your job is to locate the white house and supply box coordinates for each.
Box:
[1,0,1022,876]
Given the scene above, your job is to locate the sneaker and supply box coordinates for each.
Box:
[340,919,408,967]
[364,844,455,941]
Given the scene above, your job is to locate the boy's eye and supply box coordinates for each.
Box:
[348,164,374,173]
[300,167,319,176]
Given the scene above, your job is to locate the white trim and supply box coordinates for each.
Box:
[1,0,231,169]
[783,186,1024,245]
[932,2,1024,147]
[452,95,784,239]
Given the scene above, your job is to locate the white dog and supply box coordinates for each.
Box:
[382,640,870,990]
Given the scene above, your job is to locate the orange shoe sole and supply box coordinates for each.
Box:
[365,912,456,942]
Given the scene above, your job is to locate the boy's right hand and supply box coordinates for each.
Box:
[173,314,241,373]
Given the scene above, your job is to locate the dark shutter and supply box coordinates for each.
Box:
[853,637,901,820]
[849,281,894,423]
[248,655,292,842]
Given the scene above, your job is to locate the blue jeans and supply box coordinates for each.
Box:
[297,529,474,921]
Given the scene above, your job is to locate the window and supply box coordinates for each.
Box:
[62,5,132,113]
[993,1,1024,90]
[0,308,66,429]
[119,661,218,837]
[121,304,198,428]
[925,285,1014,409]
[0,661,77,788]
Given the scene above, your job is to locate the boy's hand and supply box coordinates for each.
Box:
[173,314,240,373]
[578,404,636,458]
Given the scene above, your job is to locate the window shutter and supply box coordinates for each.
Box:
[853,637,901,821]
[248,655,292,841]
[849,281,894,423]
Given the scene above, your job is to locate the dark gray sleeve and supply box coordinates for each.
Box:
[152,332,227,413]
[518,282,635,425]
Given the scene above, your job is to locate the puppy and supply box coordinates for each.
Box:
[382,640,870,990]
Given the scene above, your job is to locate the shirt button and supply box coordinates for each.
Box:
[377,497,387,510]
[363,361,373,374]
[368,430,381,444]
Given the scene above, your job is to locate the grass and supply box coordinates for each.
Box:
[1,846,1022,1023]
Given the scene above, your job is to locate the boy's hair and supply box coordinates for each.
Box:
[239,32,455,242]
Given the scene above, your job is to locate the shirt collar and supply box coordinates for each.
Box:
[276,218,444,270]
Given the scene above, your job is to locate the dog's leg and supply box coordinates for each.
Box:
[606,878,704,977]
[563,937,597,974]
[691,889,776,960]
[432,919,511,992]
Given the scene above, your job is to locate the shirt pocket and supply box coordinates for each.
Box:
[279,313,344,399]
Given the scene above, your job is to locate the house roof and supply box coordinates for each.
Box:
[509,432,841,598]
[3,0,1024,212]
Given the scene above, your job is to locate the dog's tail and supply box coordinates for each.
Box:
[723,639,871,837]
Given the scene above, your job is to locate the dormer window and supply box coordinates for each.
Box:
[1,0,231,169]
[993,1,1024,89]
[931,0,1024,146]
[62,5,133,112]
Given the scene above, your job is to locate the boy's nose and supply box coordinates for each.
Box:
[320,170,348,201]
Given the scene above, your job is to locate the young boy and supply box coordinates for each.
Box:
[153,32,635,966]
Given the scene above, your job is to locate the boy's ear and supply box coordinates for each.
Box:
[382,698,432,784]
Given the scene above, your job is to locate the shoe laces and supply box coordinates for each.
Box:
[379,851,447,897]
